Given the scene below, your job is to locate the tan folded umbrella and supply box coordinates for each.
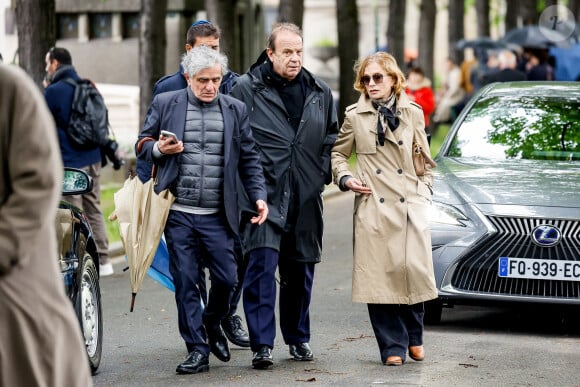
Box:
[112,176,174,311]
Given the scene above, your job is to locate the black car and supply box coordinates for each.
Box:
[57,168,103,372]
[428,82,580,323]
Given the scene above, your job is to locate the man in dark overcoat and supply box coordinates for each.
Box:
[229,22,338,369]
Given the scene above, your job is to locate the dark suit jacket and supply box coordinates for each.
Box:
[137,89,266,234]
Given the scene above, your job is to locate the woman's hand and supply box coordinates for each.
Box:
[251,199,269,225]
[345,177,372,194]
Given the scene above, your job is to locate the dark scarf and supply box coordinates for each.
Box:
[372,93,399,146]
[260,61,305,131]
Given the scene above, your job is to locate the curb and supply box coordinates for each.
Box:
[107,184,347,258]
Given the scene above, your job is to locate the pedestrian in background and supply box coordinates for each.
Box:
[137,19,250,350]
[431,57,465,131]
[230,22,338,369]
[44,47,113,277]
[525,50,553,81]
[0,63,93,386]
[136,46,267,375]
[331,52,437,366]
[405,66,435,136]
[483,50,526,84]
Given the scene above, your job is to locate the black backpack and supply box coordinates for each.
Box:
[63,78,110,150]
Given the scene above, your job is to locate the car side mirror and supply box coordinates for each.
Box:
[62,168,93,195]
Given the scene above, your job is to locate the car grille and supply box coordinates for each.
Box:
[451,216,580,298]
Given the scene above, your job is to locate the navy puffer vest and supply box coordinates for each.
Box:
[174,90,224,209]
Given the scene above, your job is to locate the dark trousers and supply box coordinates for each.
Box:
[228,236,246,315]
[243,247,315,351]
[198,235,246,316]
[165,210,238,355]
[196,235,245,316]
[367,303,425,362]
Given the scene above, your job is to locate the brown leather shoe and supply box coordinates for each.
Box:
[384,355,404,366]
[408,345,425,361]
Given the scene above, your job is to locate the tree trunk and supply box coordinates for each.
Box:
[505,0,519,32]
[139,0,167,130]
[387,0,406,69]
[475,0,490,37]
[206,0,239,72]
[418,0,436,84]
[569,0,579,19]
[336,0,359,123]
[15,0,55,87]
[519,0,538,26]
[278,0,304,28]
[448,0,464,64]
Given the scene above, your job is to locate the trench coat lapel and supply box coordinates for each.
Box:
[355,93,414,146]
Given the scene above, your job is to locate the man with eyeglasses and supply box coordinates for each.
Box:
[136,46,268,374]
[229,22,338,369]
[137,20,250,350]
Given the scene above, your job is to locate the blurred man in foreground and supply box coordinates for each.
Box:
[0,63,92,386]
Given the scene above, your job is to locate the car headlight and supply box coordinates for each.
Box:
[429,202,469,227]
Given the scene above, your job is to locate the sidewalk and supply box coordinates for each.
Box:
[108,183,345,259]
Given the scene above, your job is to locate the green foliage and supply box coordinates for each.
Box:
[430,124,450,157]
[101,184,122,244]
[314,37,337,47]
[446,91,580,160]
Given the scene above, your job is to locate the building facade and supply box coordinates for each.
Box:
[1,0,265,84]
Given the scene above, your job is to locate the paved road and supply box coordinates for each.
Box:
[93,192,580,386]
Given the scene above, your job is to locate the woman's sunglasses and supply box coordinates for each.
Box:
[361,73,385,86]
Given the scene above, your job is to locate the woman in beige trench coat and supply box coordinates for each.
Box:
[331,52,437,366]
[0,64,92,386]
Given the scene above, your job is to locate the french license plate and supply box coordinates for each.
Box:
[498,257,580,281]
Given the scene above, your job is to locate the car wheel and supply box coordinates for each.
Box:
[76,253,103,373]
[424,300,443,325]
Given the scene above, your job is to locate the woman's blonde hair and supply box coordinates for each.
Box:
[353,52,407,97]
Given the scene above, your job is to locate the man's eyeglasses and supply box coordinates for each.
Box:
[361,73,385,86]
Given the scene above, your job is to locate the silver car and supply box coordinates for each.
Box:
[427,82,580,323]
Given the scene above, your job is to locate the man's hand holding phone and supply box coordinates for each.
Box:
[159,130,184,154]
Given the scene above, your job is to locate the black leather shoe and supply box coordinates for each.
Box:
[207,325,231,362]
[221,314,250,348]
[176,350,209,374]
[252,346,274,369]
[289,343,314,361]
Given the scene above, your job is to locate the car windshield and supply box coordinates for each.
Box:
[445,88,580,161]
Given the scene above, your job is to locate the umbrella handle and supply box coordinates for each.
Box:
[130,292,136,312]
